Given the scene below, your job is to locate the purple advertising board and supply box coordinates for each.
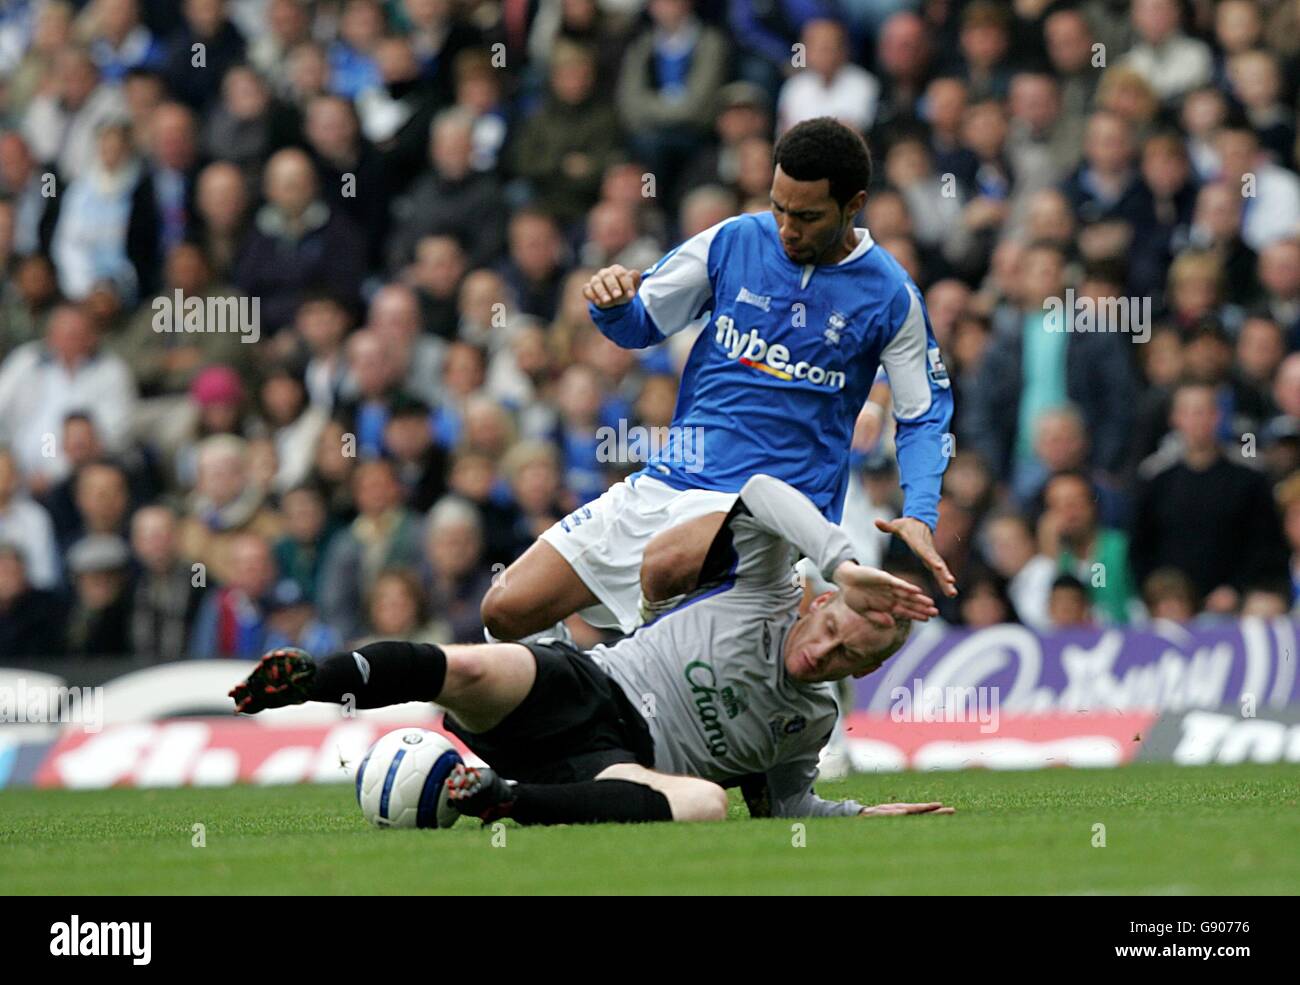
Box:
[854,618,1300,714]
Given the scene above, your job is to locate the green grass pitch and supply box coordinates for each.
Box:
[2,763,1297,894]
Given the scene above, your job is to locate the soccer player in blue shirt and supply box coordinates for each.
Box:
[481,117,956,642]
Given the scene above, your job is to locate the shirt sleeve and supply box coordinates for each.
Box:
[877,284,953,530]
[765,755,865,818]
[588,217,735,349]
[736,474,857,583]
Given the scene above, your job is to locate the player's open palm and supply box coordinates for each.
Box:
[859,802,955,817]
[833,561,938,623]
[583,264,642,308]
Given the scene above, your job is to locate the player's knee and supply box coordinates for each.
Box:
[444,649,489,692]
[672,779,729,822]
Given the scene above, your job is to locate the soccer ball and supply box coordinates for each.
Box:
[356,728,464,829]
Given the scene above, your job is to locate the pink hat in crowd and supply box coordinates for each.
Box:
[190,366,245,407]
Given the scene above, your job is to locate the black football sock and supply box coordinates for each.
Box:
[505,779,673,825]
[306,641,448,708]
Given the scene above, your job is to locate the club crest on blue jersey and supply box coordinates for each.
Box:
[823,311,847,346]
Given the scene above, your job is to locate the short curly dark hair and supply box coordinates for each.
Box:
[773,117,872,209]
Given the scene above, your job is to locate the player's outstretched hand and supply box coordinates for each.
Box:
[583,264,642,308]
[874,516,959,598]
[832,560,939,623]
[859,802,955,817]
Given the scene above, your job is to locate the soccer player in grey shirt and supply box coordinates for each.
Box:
[231,474,953,824]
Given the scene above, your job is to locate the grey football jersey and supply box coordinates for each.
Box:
[589,475,866,818]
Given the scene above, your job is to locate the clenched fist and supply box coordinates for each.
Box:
[583,264,643,309]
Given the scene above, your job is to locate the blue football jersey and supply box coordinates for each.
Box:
[588,211,952,527]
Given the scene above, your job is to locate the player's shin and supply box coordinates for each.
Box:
[307,641,448,708]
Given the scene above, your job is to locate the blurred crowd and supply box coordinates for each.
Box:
[0,0,1299,661]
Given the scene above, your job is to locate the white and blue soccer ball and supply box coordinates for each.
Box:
[356,728,463,829]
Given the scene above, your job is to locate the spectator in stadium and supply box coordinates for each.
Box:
[500,439,569,550]
[422,494,495,643]
[112,243,250,403]
[404,234,467,342]
[509,40,624,228]
[964,242,1137,498]
[233,147,367,334]
[333,329,406,460]
[1047,572,1094,628]
[328,0,384,100]
[86,0,165,84]
[1142,567,1199,622]
[0,448,60,591]
[178,434,282,585]
[354,567,450,647]
[2,0,75,120]
[1131,382,1288,612]
[1213,123,1300,252]
[615,0,726,203]
[727,0,834,101]
[50,119,142,302]
[1255,238,1300,350]
[1185,181,1259,307]
[64,533,133,656]
[57,459,133,560]
[161,0,248,112]
[191,160,250,283]
[248,0,313,97]
[579,200,662,273]
[1062,111,1147,248]
[957,566,1019,628]
[128,504,205,663]
[954,1,1012,102]
[1226,50,1294,167]
[201,63,300,187]
[0,543,67,658]
[22,45,127,181]
[383,395,448,513]
[126,102,204,297]
[1120,0,1213,104]
[272,484,337,605]
[1235,317,1286,414]
[370,282,448,408]
[250,366,328,494]
[318,459,424,642]
[1038,470,1135,624]
[262,577,342,655]
[387,106,507,272]
[775,17,875,140]
[0,131,59,259]
[0,303,137,491]
[303,93,388,264]
[979,512,1055,630]
[357,34,441,195]
[678,81,770,198]
[188,529,276,659]
[497,209,569,322]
